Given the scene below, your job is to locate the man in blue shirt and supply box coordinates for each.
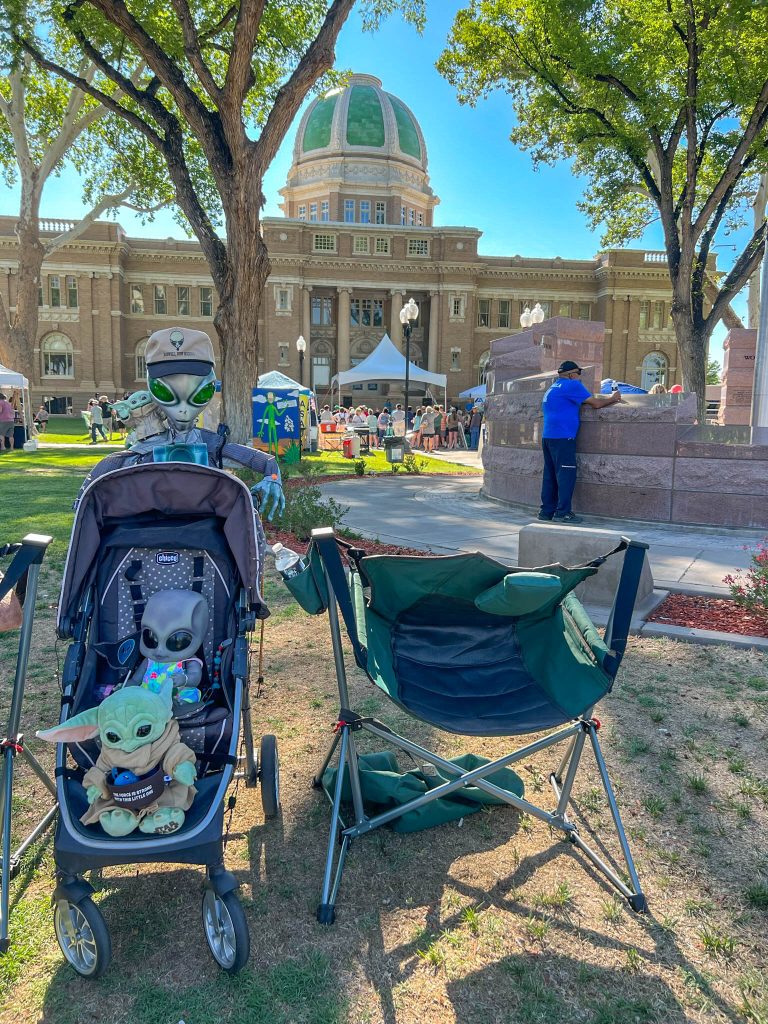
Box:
[539,360,622,523]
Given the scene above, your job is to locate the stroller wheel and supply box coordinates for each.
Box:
[53,896,112,978]
[259,734,281,819]
[202,889,250,973]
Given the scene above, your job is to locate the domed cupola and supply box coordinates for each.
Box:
[280,74,439,226]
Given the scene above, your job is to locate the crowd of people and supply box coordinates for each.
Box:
[318,401,485,451]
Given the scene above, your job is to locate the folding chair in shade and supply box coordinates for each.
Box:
[301,528,649,924]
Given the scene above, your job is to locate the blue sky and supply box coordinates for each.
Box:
[1,2,752,365]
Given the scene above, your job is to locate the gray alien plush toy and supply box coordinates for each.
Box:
[127,590,210,705]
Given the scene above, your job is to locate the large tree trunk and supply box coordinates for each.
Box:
[214,175,271,443]
[0,208,44,377]
[672,313,709,421]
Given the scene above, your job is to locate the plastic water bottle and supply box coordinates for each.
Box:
[271,542,308,580]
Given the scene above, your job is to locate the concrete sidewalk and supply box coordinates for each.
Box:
[321,476,764,596]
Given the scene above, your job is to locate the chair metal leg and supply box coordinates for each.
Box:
[317,727,351,925]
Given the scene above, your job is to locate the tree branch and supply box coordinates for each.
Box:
[255,0,355,172]
[705,221,766,332]
[43,184,139,253]
[223,0,266,111]
[170,0,222,104]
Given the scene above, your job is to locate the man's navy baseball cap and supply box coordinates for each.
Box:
[557,360,582,374]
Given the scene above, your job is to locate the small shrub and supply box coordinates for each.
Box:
[744,882,768,909]
[272,478,348,541]
[353,458,365,477]
[724,539,768,614]
[403,454,427,475]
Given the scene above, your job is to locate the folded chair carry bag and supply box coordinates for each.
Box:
[302,528,649,925]
[280,542,329,615]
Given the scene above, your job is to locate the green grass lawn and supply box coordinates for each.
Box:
[282,447,480,478]
[35,414,122,445]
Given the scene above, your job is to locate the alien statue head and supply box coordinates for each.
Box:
[140,590,209,663]
[145,327,217,431]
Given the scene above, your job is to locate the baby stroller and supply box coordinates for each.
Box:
[50,462,279,977]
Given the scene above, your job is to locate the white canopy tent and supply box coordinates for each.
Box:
[0,363,32,438]
[331,334,447,406]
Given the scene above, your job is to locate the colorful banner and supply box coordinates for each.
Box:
[299,393,310,451]
[252,387,300,458]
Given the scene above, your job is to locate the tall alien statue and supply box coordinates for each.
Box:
[77,327,285,525]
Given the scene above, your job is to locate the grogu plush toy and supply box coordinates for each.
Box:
[127,589,209,705]
[37,679,197,836]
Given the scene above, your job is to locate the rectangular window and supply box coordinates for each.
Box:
[350,298,361,327]
[375,201,386,224]
[360,201,370,224]
[309,203,318,222]
[38,284,43,307]
[639,301,650,329]
[321,200,329,222]
[44,349,73,378]
[401,205,406,226]
[653,301,664,329]
[276,288,290,311]
[353,236,369,254]
[298,205,306,221]
[477,299,491,327]
[407,238,429,257]
[278,343,289,365]
[497,299,510,329]
[373,298,383,326]
[417,212,424,226]
[313,233,337,252]
[154,284,167,315]
[408,208,415,225]
[374,237,390,254]
[344,200,355,223]
[578,302,591,320]
[130,285,144,314]
[311,296,333,325]
[361,298,372,326]
[557,301,572,317]
[451,348,461,370]
[539,300,552,319]
[49,275,61,307]
[200,286,213,317]
[177,285,190,316]
[452,297,463,318]
[312,355,331,388]
[66,275,78,308]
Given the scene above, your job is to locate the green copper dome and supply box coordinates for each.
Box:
[295,74,427,168]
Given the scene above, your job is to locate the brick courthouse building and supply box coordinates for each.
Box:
[0,74,680,412]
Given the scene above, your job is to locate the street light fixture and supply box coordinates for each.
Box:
[530,302,546,324]
[296,334,306,386]
[520,306,533,328]
[399,297,419,428]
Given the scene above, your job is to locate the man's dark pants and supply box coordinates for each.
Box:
[540,437,577,517]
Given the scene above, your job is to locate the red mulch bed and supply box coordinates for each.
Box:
[648,593,768,638]
[264,527,424,558]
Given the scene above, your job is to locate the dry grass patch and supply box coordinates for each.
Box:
[1,566,767,1023]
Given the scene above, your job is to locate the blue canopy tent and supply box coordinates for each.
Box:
[458,383,486,401]
[600,379,647,395]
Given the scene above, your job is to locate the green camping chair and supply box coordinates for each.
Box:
[297,527,648,924]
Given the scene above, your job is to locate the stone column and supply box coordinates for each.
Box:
[302,285,312,340]
[337,288,351,373]
[428,291,439,371]
[390,290,403,346]
[719,328,757,425]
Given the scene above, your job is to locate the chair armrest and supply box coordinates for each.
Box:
[602,538,648,678]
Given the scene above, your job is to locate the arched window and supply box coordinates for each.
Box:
[478,350,490,386]
[135,338,148,380]
[42,333,74,378]
[641,351,668,390]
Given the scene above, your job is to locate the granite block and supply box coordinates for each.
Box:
[671,491,768,529]
[721,367,756,387]
[577,453,673,488]
[723,328,757,351]
[673,457,768,495]
[573,482,673,521]
[577,421,678,457]
[720,407,752,425]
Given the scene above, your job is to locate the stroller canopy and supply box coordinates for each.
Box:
[59,464,262,635]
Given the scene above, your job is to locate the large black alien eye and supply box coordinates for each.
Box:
[136,724,152,738]
[142,628,159,650]
[166,630,193,653]
[105,731,121,744]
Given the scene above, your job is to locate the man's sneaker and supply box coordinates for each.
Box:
[553,512,583,524]
[536,512,553,521]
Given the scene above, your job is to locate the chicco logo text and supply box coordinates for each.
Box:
[156,551,180,565]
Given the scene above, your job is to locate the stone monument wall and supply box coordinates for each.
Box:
[483,319,768,529]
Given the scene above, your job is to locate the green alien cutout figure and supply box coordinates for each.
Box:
[37,679,197,837]
[254,391,295,456]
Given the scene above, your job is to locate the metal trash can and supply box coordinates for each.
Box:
[383,435,404,464]
[342,434,360,459]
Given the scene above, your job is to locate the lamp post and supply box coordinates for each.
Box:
[399,297,419,427]
[296,334,306,387]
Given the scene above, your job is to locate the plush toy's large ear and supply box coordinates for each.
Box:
[37,707,100,744]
